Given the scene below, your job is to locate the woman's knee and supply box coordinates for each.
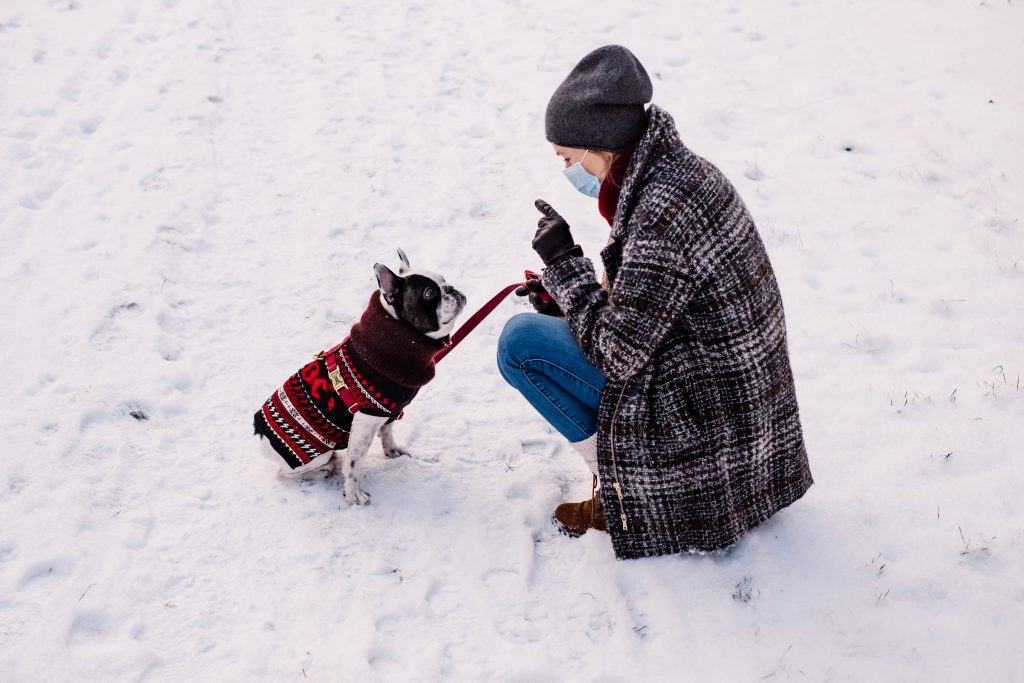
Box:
[497,312,543,372]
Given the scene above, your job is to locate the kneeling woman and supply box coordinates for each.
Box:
[498,45,813,560]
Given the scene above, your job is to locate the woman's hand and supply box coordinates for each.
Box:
[515,278,563,316]
[533,199,583,266]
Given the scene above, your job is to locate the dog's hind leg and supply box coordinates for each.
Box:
[379,421,410,459]
[260,437,335,480]
[341,413,388,505]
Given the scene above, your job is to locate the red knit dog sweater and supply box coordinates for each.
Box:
[254,293,448,470]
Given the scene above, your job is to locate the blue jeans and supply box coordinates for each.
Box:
[497,313,607,442]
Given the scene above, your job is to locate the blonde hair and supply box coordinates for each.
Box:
[594,151,621,187]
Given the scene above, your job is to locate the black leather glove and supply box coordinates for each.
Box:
[532,199,583,266]
[514,278,563,316]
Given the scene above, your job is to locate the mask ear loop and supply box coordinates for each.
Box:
[578,149,590,167]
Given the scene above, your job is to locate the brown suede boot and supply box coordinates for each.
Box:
[553,475,607,537]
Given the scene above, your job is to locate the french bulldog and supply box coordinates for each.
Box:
[254,248,467,504]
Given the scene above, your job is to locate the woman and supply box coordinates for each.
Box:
[497,45,813,560]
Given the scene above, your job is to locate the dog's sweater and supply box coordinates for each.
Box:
[253,293,448,470]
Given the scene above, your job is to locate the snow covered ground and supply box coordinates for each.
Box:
[2,0,1022,680]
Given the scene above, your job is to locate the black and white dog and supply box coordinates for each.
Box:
[254,249,466,504]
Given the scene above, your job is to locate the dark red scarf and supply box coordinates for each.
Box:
[598,144,637,226]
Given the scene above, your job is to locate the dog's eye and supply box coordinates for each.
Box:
[423,287,437,301]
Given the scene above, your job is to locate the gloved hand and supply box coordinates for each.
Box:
[514,277,563,316]
[532,199,583,266]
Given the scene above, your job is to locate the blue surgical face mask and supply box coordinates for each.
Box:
[563,150,602,198]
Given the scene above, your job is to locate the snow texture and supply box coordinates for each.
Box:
[1,0,1022,681]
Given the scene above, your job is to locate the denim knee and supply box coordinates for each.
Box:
[497,312,541,375]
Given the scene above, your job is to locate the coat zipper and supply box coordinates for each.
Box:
[608,379,630,531]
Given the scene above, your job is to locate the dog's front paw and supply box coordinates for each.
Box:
[385,445,411,459]
[344,486,371,506]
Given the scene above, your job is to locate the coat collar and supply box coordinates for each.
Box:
[609,104,683,240]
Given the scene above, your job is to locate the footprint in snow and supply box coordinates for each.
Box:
[24,373,56,397]
[78,117,101,135]
[18,181,61,209]
[117,511,154,551]
[67,610,116,646]
[745,164,765,181]
[504,481,530,501]
[139,170,168,192]
[0,542,17,566]
[89,302,143,351]
[17,555,75,590]
[48,1,82,12]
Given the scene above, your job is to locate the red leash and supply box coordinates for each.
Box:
[315,270,546,418]
[432,270,549,363]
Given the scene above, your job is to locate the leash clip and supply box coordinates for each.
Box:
[327,365,359,413]
[322,340,361,415]
[327,365,346,392]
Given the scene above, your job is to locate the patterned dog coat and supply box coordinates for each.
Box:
[254,293,448,470]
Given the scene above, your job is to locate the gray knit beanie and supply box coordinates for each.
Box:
[545,45,653,152]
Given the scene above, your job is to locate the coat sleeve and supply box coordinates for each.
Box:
[542,202,705,383]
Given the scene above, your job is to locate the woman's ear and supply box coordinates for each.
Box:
[374,263,403,304]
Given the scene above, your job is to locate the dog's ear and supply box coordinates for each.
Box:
[374,263,403,305]
[396,248,411,276]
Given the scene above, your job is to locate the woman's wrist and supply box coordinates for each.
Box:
[545,244,584,267]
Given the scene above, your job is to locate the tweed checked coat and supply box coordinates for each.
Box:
[543,105,813,559]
